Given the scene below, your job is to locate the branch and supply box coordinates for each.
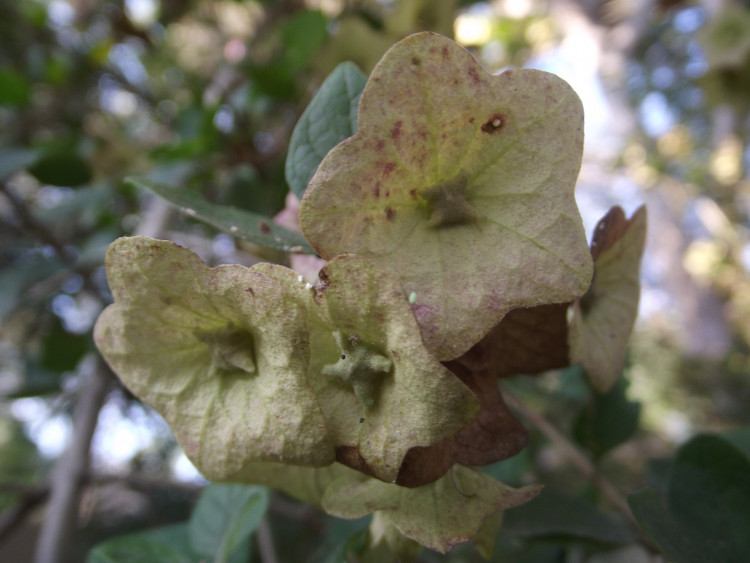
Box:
[0,472,201,548]
[504,391,655,547]
[34,357,112,563]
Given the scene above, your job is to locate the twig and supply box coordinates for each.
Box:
[0,182,75,262]
[0,181,110,304]
[0,472,202,549]
[256,518,278,563]
[88,472,203,495]
[34,357,112,563]
[504,391,651,543]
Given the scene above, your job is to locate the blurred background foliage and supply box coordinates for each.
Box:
[1,0,750,561]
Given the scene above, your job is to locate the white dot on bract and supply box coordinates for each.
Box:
[492,118,502,128]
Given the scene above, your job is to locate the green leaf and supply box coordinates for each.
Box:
[132,524,197,559]
[13,360,63,398]
[280,10,328,72]
[94,237,335,480]
[308,255,478,484]
[0,256,66,322]
[569,206,647,392]
[87,522,251,563]
[87,535,192,563]
[502,487,634,544]
[0,147,40,180]
[668,435,750,558]
[40,316,90,372]
[481,447,532,487]
[249,10,328,99]
[0,418,42,483]
[322,465,542,553]
[189,484,269,562]
[223,164,286,219]
[87,524,195,563]
[28,152,92,187]
[286,62,367,199]
[697,4,750,69]
[300,32,592,360]
[34,185,112,225]
[723,426,750,460]
[628,434,750,562]
[322,526,370,563]
[629,490,708,563]
[126,177,315,254]
[0,69,31,107]
[573,376,641,459]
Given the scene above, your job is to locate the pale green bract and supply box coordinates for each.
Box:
[91,31,624,556]
[569,206,647,392]
[230,461,541,555]
[308,254,478,483]
[300,32,593,361]
[322,464,542,553]
[94,238,477,484]
[94,237,334,480]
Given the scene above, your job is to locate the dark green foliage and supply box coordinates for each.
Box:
[126,177,314,254]
[249,10,328,99]
[40,317,89,372]
[629,434,750,562]
[28,152,92,188]
[87,529,194,563]
[0,69,31,107]
[189,484,268,561]
[0,256,66,323]
[285,62,366,199]
[502,488,634,545]
[0,148,40,181]
[573,376,641,459]
[88,484,268,563]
